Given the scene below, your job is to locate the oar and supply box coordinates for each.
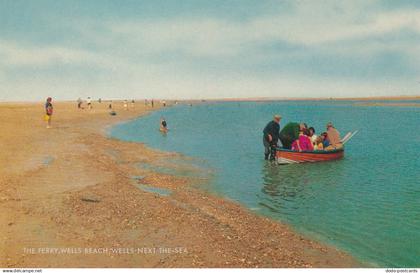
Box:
[341,132,352,143]
[342,130,359,145]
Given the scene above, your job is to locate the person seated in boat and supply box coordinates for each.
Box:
[321,132,329,147]
[291,128,314,152]
[313,136,324,151]
[308,127,317,145]
[325,122,343,150]
[279,122,307,149]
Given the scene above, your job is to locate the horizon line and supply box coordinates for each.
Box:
[1,95,419,104]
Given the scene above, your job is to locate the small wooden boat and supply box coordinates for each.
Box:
[276,148,344,164]
[275,130,358,164]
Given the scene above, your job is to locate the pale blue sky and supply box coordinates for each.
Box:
[1,0,419,101]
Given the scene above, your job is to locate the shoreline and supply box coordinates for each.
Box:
[1,95,419,105]
[0,101,359,267]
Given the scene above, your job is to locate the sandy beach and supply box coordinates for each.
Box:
[0,101,358,268]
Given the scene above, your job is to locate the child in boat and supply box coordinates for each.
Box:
[321,132,330,147]
[313,136,324,151]
[291,128,314,152]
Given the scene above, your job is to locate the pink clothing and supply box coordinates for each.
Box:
[291,135,314,151]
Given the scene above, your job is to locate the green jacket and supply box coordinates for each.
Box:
[279,122,300,143]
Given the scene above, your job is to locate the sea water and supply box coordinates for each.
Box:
[110,101,420,267]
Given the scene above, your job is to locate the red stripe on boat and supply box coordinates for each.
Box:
[276,149,344,163]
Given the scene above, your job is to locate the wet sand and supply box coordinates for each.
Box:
[0,101,358,268]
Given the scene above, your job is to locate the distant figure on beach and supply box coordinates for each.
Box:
[108,101,113,110]
[163,100,166,107]
[279,122,307,149]
[263,115,281,160]
[325,122,342,150]
[124,100,128,110]
[77,97,83,109]
[45,97,53,129]
[131,99,135,109]
[98,98,102,103]
[160,117,168,133]
[151,99,154,108]
[87,97,92,109]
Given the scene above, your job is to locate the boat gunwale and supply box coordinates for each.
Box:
[276,148,344,155]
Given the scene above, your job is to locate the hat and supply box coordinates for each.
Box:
[326,122,333,127]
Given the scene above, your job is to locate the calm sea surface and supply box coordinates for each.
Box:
[110,101,420,267]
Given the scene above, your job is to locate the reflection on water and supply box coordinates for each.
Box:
[259,161,346,216]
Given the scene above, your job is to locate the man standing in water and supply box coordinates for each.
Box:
[263,115,281,160]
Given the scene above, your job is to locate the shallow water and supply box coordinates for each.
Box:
[110,101,420,267]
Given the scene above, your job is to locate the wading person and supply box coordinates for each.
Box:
[263,115,281,161]
[45,97,53,129]
[160,117,168,133]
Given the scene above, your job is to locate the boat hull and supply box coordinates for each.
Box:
[276,148,344,164]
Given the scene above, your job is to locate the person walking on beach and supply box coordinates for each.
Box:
[151,99,154,108]
[87,97,92,110]
[263,115,281,161]
[77,97,83,109]
[45,97,53,128]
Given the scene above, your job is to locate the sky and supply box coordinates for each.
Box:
[0,0,419,101]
